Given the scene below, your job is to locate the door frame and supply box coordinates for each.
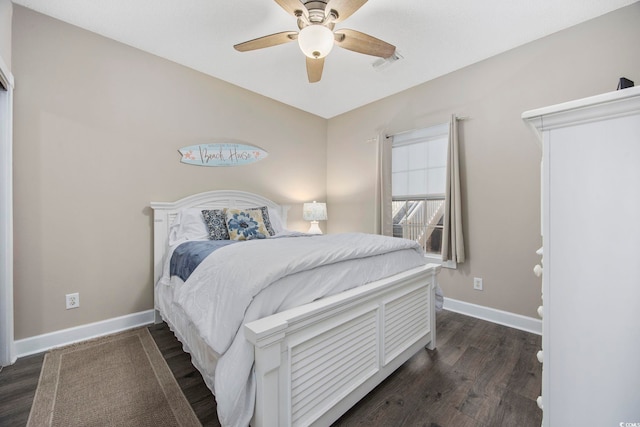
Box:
[0,53,14,366]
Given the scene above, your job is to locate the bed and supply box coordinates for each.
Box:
[151,190,440,427]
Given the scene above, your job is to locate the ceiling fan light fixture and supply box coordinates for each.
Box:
[298,25,334,59]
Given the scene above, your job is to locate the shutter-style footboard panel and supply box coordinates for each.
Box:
[384,285,431,365]
[290,309,379,426]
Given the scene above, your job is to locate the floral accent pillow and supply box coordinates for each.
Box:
[201,209,230,240]
[225,208,269,240]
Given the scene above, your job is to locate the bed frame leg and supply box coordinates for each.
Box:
[246,323,287,427]
[154,309,163,324]
[425,281,437,350]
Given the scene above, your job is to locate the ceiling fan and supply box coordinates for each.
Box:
[233,0,396,83]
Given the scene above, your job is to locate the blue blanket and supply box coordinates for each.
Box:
[170,240,238,281]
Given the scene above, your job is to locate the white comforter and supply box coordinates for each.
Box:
[160,232,428,427]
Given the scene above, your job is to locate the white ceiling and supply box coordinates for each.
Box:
[12,0,638,118]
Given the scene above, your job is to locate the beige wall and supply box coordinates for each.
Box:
[0,0,10,69]
[12,3,640,339]
[12,7,327,339]
[327,3,640,318]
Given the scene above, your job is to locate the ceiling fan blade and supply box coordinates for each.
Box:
[334,29,395,58]
[306,57,325,83]
[234,31,298,52]
[273,0,307,18]
[326,0,367,22]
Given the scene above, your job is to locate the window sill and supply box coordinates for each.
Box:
[424,254,456,269]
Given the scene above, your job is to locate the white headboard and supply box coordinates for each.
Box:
[150,190,290,287]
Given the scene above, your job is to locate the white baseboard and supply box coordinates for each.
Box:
[14,310,155,359]
[13,300,540,360]
[443,297,542,335]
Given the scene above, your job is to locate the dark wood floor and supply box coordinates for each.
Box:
[0,310,542,427]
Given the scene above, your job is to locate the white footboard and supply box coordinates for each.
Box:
[245,263,439,427]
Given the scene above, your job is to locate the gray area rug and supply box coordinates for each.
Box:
[27,327,201,427]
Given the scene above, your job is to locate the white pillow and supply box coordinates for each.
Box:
[168,209,209,246]
[268,208,286,234]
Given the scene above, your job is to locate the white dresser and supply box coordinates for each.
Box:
[523,86,640,427]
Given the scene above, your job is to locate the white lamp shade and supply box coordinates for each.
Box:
[298,25,334,59]
[303,201,327,221]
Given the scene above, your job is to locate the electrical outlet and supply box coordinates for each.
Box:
[66,293,80,309]
[473,277,483,291]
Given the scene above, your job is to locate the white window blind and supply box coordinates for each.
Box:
[392,122,448,198]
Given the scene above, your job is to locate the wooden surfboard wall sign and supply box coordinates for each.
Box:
[178,141,268,167]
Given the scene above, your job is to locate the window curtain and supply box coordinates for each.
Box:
[376,134,393,236]
[442,115,465,263]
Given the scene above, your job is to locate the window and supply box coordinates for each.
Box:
[391,123,448,257]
